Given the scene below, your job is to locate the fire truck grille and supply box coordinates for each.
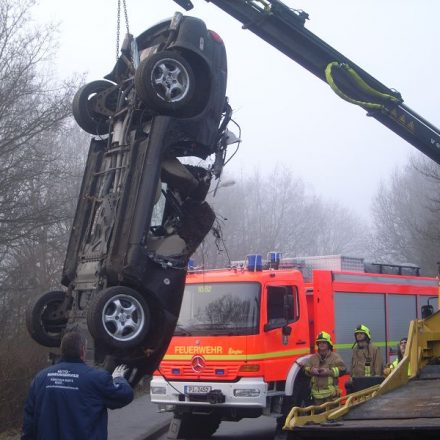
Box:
[160,363,241,380]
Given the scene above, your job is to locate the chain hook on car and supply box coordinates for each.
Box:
[116,0,131,60]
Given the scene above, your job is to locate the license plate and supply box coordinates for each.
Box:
[184,385,212,394]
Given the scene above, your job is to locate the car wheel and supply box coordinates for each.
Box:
[26,290,68,348]
[72,80,117,135]
[135,51,195,116]
[87,286,150,349]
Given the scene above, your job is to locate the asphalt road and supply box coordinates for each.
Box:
[108,394,172,440]
[156,415,277,440]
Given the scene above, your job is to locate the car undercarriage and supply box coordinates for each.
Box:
[26,12,236,383]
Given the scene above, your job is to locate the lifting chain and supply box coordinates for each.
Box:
[116,0,130,60]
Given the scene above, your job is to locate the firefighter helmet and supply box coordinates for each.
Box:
[354,324,371,340]
[315,331,333,348]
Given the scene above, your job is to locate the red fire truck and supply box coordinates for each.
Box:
[150,254,439,438]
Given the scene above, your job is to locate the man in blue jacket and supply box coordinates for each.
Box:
[21,331,134,439]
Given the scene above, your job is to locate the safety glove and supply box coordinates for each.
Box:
[112,364,129,379]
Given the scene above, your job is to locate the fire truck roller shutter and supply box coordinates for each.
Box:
[387,295,417,361]
[334,293,386,369]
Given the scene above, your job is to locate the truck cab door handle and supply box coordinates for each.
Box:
[296,340,307,345]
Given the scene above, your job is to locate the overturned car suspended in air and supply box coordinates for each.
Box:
[26,12,236,382]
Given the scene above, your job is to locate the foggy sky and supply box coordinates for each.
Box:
[34,0,440,218]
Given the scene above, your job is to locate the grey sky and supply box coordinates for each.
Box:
[34,0,440,217]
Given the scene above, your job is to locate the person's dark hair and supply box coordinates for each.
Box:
[61,331,87,359]
[397,337,408,362]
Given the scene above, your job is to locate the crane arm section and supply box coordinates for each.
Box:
[176,0,440,165]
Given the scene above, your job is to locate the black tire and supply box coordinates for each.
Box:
[276,371,311,432]
[26,290,68,348]
[135,51,196,116]
[291,370,312,407]
[72,80,117,135]
[177,413,221,439]
[87,286,150,349]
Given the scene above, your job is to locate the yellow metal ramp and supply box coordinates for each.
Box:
[284,310,440,439]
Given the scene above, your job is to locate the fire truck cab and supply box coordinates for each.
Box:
[150,253,438,438]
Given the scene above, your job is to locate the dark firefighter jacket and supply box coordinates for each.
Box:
[351,343,383,377]
[21,358,133,440]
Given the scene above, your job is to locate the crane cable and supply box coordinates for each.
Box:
[116,0,130,61]
[325,61,402,111]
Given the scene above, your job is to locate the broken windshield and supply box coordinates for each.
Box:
[176,282,261,335]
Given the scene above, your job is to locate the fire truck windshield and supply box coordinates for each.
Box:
[176,282,261,335]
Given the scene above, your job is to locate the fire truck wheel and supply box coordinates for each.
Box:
[87,286,150,350]
[134,51,196,116]
[177,413,221,439]
[277,371,311,432]
[72,80,117,135]
[26,290,68,348]
[291,370,313,407]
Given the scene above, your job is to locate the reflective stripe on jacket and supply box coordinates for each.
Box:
[390,357,411,376]
[351,343,383,377]
[304,351,346,400]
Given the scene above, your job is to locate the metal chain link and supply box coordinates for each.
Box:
[116,0,121,61]
[116,0,130,61]
[123,0,130,34]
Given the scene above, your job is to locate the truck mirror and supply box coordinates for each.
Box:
[421,296,437,319]
[282,325,292,336]
[264,318,288,332]
[421,304,434,319]
[282,324,292,345]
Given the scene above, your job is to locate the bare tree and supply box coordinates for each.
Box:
[0,0,81,431]
[194,166,370,267]
[371,154,440,275]
[0,0,76,253]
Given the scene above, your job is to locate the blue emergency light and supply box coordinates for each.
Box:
[268,252,282,264]
[246,254,262,271]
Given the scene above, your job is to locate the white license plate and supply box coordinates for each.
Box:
[184,385,212,394]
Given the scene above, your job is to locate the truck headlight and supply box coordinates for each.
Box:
[151,386,167,395]
[233,388,261,397]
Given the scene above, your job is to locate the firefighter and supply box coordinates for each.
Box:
[384,337,409,376]
[303,331,347,405]
[351,324,383,377]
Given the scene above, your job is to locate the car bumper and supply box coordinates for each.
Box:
[150,376,268,408]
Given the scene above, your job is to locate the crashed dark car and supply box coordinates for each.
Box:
[26,12,233,382]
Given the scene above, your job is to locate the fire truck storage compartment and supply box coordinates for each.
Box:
[333,272,438,366]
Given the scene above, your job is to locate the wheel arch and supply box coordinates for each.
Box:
[285,354,313,396]
[174,47,212,115]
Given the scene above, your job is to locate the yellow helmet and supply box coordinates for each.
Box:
[316,331,333,348]
[354,324,371,340]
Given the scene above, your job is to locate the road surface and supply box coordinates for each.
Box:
[156,415,277,440]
